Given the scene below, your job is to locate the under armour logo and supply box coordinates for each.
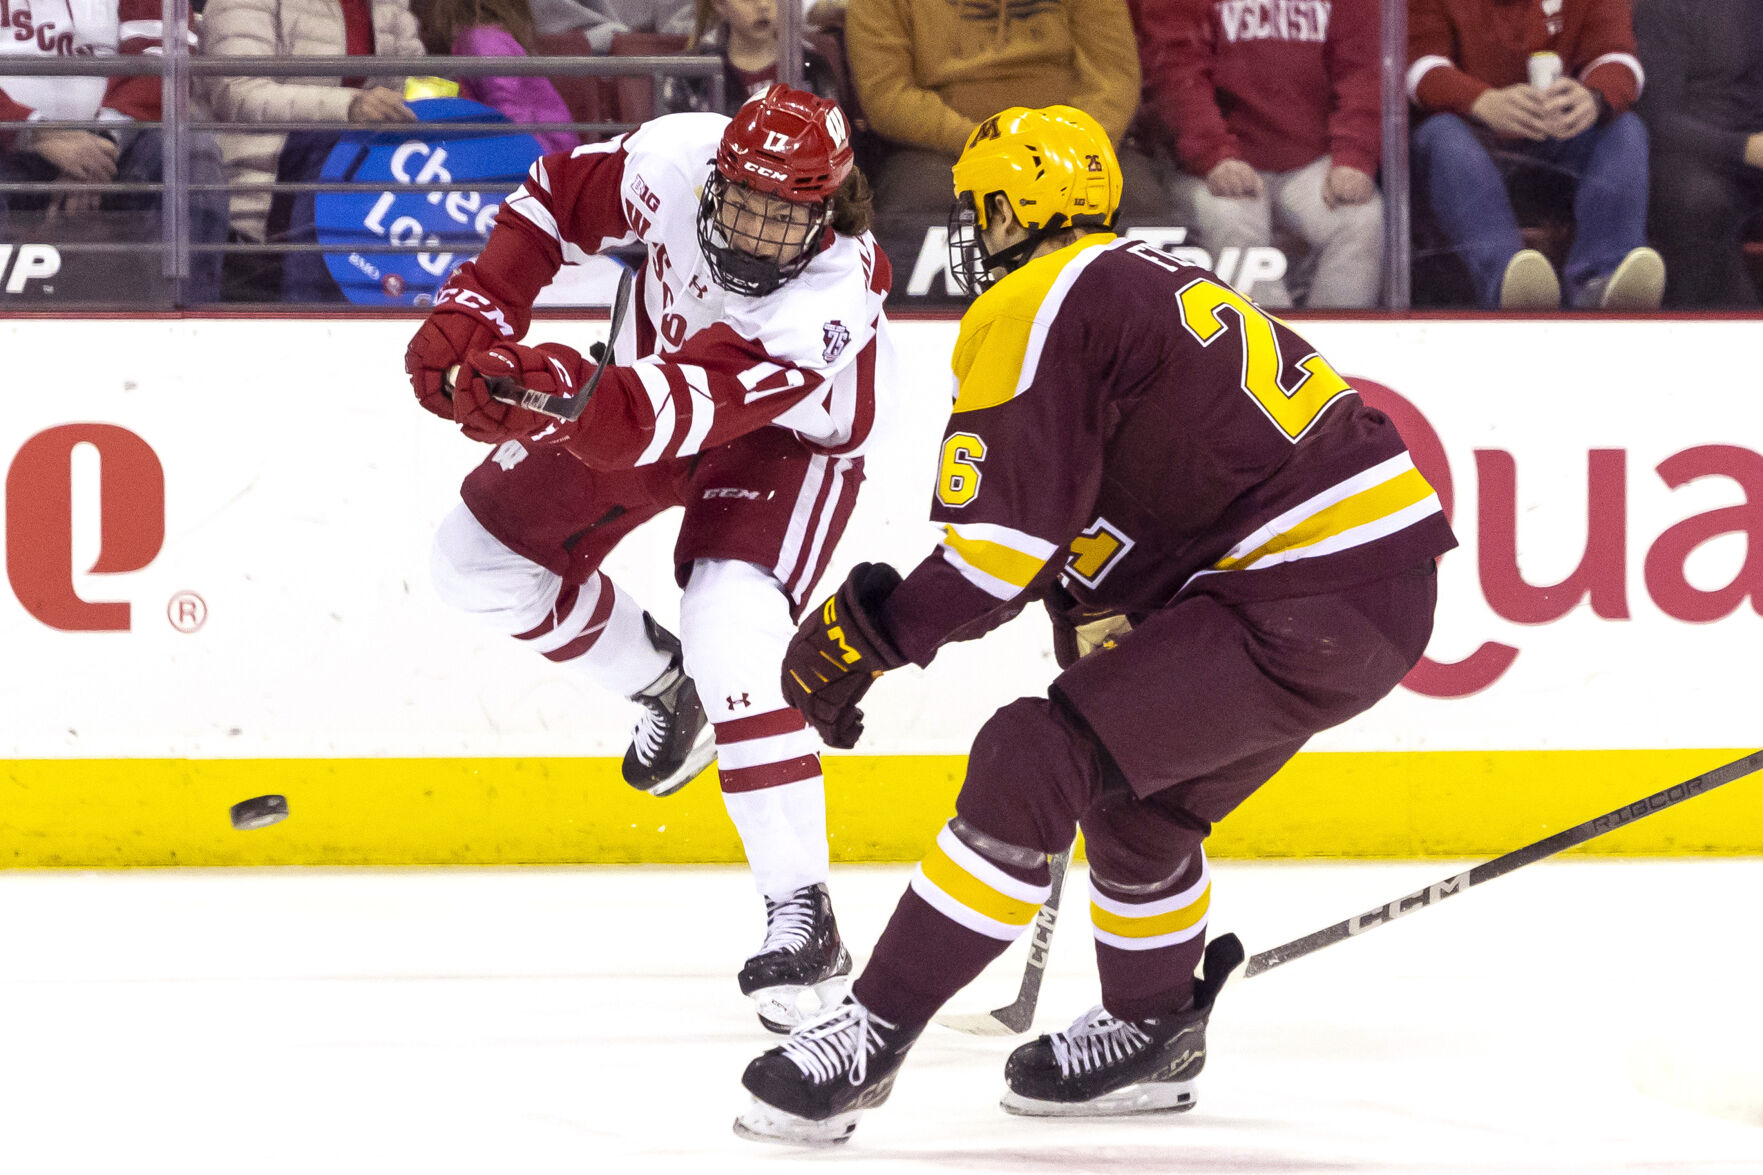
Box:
[688,275,709,298]
[727,693,752,710]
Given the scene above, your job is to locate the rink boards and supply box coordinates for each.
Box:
[1,315,1759,865]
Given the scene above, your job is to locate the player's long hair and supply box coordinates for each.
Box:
[830,167,872,237]
[413,0,539,54]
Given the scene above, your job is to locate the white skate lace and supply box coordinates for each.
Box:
[1049,1006,1151,1078]
[757,890,818,955]
[628,671,678,766]
[780,1001,890,1086]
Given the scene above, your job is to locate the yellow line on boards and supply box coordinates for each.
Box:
[1,750,1757,868]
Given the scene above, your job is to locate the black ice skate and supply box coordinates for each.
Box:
[1001,933,1245,1117]
[621,615,715,797]
[738,882,853,1033]
[734,996,923,1147]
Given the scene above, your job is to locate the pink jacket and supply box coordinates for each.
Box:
[453,25,580,155]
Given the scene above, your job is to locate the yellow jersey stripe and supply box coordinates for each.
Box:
[1215,466,1436,572]
[1088,883,1211,939]
[951,234,1116,415]
[941,526,1052,590]
[919,842,1042,927]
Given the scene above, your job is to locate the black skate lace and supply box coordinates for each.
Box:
[757,891,818,955]
[1049,1006,1151,1078]
[780,1001,889,1086]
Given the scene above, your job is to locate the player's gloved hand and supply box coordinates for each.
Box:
[404,293,512,422]
[452,341,593,444]
[782,562,908,749]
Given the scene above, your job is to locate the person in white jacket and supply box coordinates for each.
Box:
[199,0,426,296]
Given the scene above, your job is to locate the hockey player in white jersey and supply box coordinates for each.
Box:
[404,85,895,1030]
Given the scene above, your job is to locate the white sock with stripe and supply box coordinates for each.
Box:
[429,504,667,696]
[681,558,830,900]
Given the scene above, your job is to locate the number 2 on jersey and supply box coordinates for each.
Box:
[1176,279,1353,441]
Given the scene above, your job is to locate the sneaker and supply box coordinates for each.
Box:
[1583,246,1665,310]
[620,615,715,796]
[739,883,854,1033]
[1001,933,1244,1117]
[1498,248,1561,310]
[734,997,922,1147]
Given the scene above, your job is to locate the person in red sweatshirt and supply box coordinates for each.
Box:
[1133,0,1384,308]
[1408,0,1663,310]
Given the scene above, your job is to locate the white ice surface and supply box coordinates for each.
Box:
[1,860,1758,1174]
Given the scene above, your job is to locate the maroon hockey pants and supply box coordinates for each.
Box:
[852,562,1438,1027]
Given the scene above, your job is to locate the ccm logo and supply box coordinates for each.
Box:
[703,487,762,500]
[0,244,61,293]
[6,425,165,631]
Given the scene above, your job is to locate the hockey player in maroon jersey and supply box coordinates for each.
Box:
[402,85,895,1031]
[735,105,1457,1144]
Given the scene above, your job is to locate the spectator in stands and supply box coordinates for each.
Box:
[415,0,580,153]
[1634,0,1763,307]
[200,0,426,300]
[662,0,841,115]
[1134,0,1383,308]
[527,0,692,47]
[1408,0,1663,310]
[0,0,227,300]
[846,0,1163,229]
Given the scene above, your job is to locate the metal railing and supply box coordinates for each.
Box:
[0,5,725,306]
[0,0,1429,309]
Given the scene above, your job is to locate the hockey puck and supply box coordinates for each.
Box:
[229,794,290,831]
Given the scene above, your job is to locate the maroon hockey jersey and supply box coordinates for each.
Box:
[879,233,1458,665]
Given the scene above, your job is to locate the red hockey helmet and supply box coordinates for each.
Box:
[717,84,854,202]
[697,85,856,296]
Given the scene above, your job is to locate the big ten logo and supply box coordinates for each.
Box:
[5,425,165,632]
[1354,380,1763,700]
[904,225,1285,297]
[0,245,62,294]
[362,141,499,278]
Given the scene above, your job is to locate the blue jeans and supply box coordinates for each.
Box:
[1411,111,1651,307]
[0,127,227,302]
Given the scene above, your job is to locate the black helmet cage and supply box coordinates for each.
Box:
[696,171,832,297]
[946,189,1067,297]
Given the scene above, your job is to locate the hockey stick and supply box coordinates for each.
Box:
[445,261,636,423]
[1243,747,1763,977]
[935,849,1071,1036]
[939,749,1762,1034]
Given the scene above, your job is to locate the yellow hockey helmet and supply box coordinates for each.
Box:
[948,105,1123,294]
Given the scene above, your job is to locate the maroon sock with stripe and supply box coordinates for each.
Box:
[851,821,1053,1028]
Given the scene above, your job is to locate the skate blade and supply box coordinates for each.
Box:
[643,726,717,798]
[1001,1079,1196,1118]
[732,1096,859,1147]
[753,975,853,1034]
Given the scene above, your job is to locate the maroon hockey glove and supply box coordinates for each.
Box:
[404,290,516,421]
[782,562,907,749]
[453,341,594,443]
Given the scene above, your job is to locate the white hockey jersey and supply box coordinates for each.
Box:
[446,111,895,468]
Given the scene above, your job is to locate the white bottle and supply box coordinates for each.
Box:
[1528,51,1564,90]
